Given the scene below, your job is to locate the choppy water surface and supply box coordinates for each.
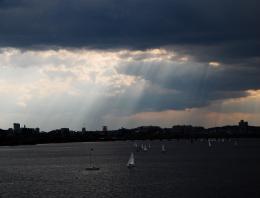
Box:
[0,139,260,198]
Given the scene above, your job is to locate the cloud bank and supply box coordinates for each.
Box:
[0,0,259,55]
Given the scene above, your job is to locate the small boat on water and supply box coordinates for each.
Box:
[85,148,100,171]
[143,144,148,152]
[127,152,135,168]
[208,140,212,147]
[161,144,166,153]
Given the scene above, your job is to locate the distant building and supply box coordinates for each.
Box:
[239,120,248,133]
[13,123,39,135]
[102,126,108,132]
[13,123,21,133]
[239,120,248,127]
[82,127,86,134]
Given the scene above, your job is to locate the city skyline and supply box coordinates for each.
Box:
[0,119,253,132]
[1,119,258,147]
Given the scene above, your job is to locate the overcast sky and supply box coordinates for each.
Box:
[0,0,259,130]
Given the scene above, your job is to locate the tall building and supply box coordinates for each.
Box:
[239,120,248,127]
[239,120,248,133]
[82,127,86,134]
[102,126,108,132]
[13,123,20,133]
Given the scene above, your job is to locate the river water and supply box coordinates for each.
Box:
[0,139,260,197]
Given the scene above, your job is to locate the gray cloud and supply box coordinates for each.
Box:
[0,0,259,74]
[0,0,259,50]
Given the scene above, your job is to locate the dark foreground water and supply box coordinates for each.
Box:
[0,139,260,198]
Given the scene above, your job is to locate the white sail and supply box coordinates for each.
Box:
[208,140,212,147]
[127,152,135,167]
[143,144,148,151]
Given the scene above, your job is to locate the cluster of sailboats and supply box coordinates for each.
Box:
[84,143,167,170]
[127,143,166,168]
[207,138,239,148]
[85,139,240,170]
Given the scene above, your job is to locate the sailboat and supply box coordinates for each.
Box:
[208,139,212,147]
[143,144,148,152]
[161,144,166,153]
[127,152,135,168]
[85,148,100,171]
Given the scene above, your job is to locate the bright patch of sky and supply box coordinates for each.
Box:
[0,48,259,130]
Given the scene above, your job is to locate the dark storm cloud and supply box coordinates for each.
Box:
[0,0,259,73]
[0,0,259,54]
[0,0,24,8]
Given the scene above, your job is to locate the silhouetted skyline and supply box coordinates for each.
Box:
[0,120,259,146]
